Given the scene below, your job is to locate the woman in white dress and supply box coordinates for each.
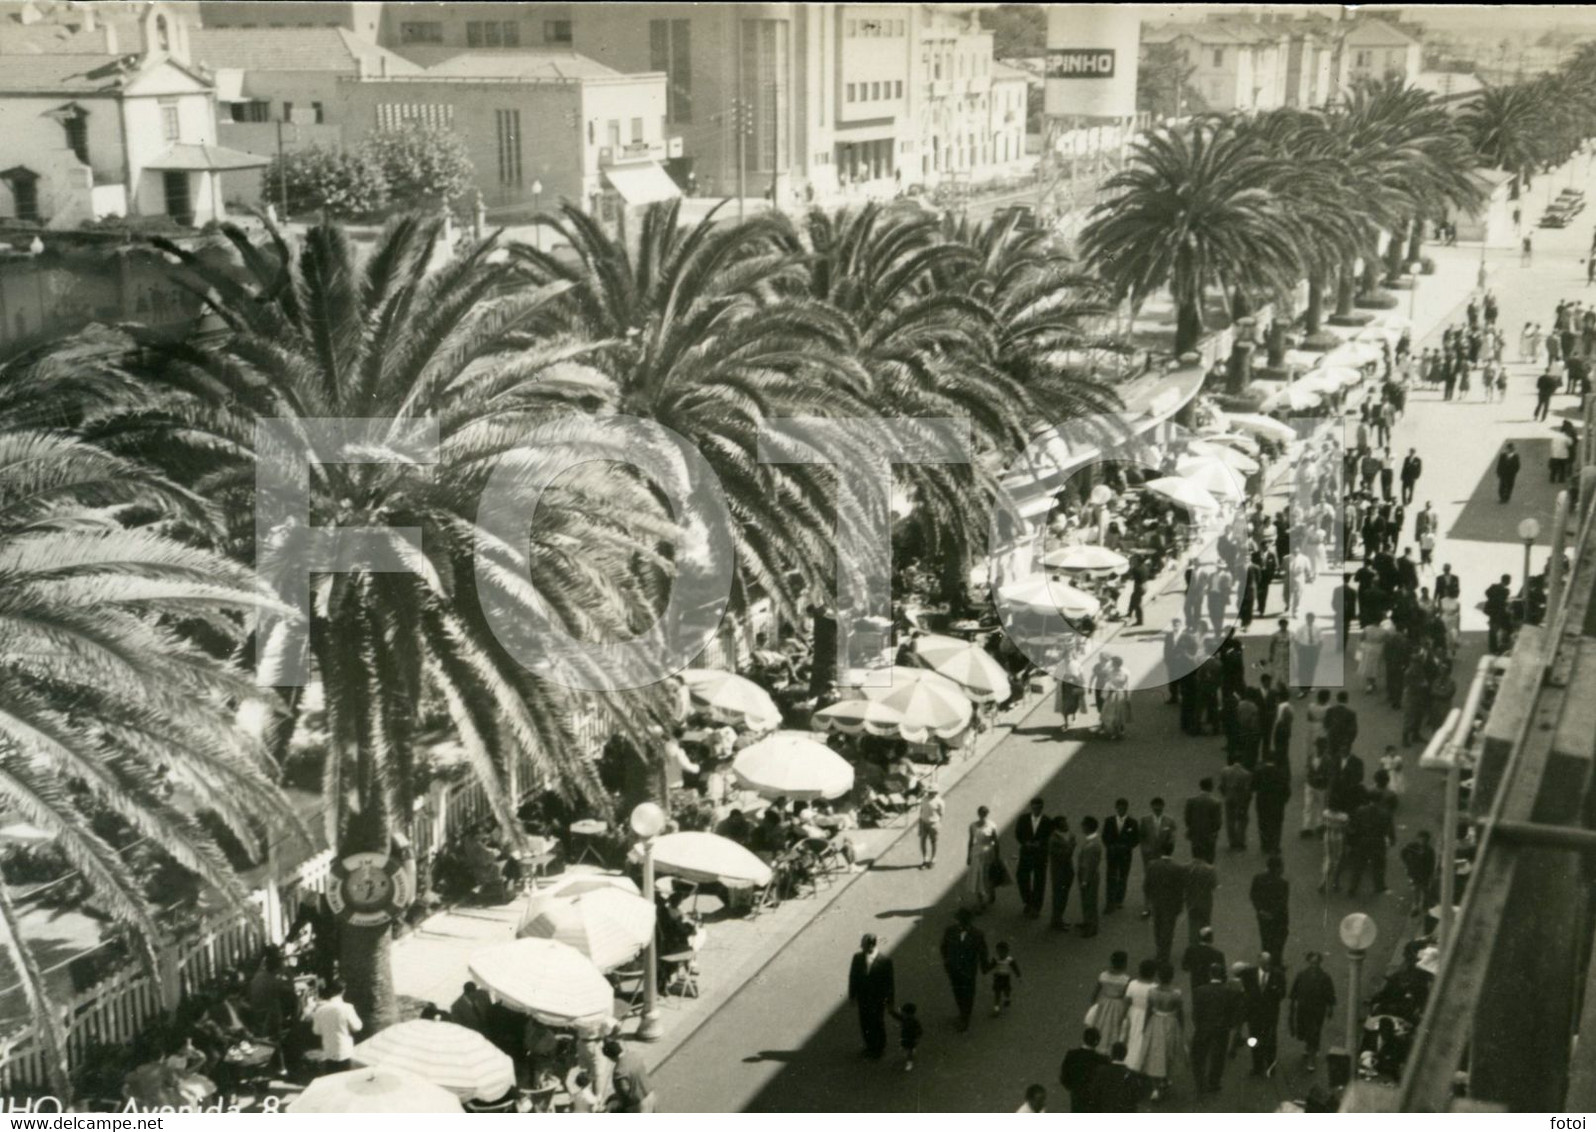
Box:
[1099,657,1131,740]
[1086,950,1133,1047]
[1358,619,1386,693]
[1121,958,1159,1073]
[965,805,1000,911]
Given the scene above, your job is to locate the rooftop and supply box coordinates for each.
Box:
[191,26,419,75]
[0,51,135,92]
[1140,20,1287,47]
[422,50,625,82]
[1343,18,1418,47]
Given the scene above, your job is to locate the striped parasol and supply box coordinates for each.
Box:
[680,668,781,732]
[909,634,1013,702]
[515,886,656,971]
[351,1021,514,1103]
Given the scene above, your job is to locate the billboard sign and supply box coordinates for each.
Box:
[1047,48,1117,79]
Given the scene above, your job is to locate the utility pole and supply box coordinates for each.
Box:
[275,119,288,223]
[735,99,749,224]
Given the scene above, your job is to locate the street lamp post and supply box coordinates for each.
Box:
[1518,516,1541,607]
[629,801,667,1042]
[531,179,544,253]
[1339,912,1379,1068]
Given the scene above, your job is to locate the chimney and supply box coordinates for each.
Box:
[80,3,95,31]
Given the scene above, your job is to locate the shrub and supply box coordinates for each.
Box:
[360,125,475,214]
[262,145,388,221]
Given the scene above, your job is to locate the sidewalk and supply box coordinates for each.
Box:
[385,215,1515,1074]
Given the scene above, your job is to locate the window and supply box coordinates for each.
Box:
[648,19,693,123]
[159,99,180,141]
[311,101,325,124]
[399,21,442,43]
[862,19,880,35]
[155,14,170,50]
[230,100,270,123]
[871,81,881,100]
[846,82,856,102]
[376,103,453,130]
[467,21,519,47]
[3,169,39,224]
[630,117,644,143]
[1354,50,1372,67]
[494,109,522,187]
[1212,48,1224,66]
[544,20,572,44]
[282,101,293,122]
[895,80,903,98]
[607,119,620,150]
[62,111,88,164]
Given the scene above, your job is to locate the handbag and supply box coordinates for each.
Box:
[1084,1001,1100,1030]
[987,857,1011,888]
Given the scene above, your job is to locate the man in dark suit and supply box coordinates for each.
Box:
[1288,951,1337,1073]
[1240,954,1288,1077]
[1059,1028,1110,1112]
[1184,778,1223,863]
[1251,760,1291,857]
[1144,845,1188,966]
[938,910,988,1032]
[1137,797,1176,917]
[1087,1042,1147,1113]
[1435,564,1460,601]
[1014,797,1051,919]
[1181,926,1226,998]
[1190,965,1233,1094]
[1076,817,1103,937]
[1101,799,1140,914]
[1249,855,1291,961]
[1399,449,1422,505]
[847,933,895,1058]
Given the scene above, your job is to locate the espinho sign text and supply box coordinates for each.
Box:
[1047,48,1116,78]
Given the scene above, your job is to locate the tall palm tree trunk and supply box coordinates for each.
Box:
[1266,314,1287,369]
[1175,298,1203,357]
[1407,220,1425,267]
[1384,222,1409,282]
[340,923,397,1034]
[1306,276,1325,335]
[1359,252,1382,297]
[1333,265,1357,320]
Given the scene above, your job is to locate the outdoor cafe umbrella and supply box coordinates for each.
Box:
[521,873,641,925]
[1141,476,1223,514]
[1197,431,1260,458]
[1041,544,1129,575]
[1260,383,1323,413]
[909,633,1014,702]
[351,1021,515,1103]
[516,886,656,971]
[1175,458,1246,503]
[1299,365,1361,393]
[287,1067,464,1114]
[732,731,854,800]
[836,665,975,743]
[996,575,1103,621]
[1183,440,1260,475]
[650,831,775,888]
[680,668,781,732]
[467,938,616,1028]
[1225,413,1296,443]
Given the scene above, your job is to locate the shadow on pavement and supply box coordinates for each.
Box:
[1445,437,1560,545]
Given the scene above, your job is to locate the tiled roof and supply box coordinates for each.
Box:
[422,50,624,81]
[1343,19,1417,47]
[1141,21,1286,47]
[0,51,133,91]
[191,26,419,75]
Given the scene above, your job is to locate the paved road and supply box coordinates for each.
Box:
[653,164,1596,1113]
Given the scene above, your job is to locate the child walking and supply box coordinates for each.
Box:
[893,1002,923,1071]
[989,940,1021,1014]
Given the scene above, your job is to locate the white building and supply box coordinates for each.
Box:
[1139,20,1293,114]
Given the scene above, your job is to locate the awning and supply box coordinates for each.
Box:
[603,162,681,206]
[213,68,245,104]
[143,144,271,172]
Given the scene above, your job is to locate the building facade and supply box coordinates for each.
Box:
[1138,21,1292,113]
[1343,18,1422,86]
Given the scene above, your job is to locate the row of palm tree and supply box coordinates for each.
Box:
[2,201,1123,1066]
[1082,76,1488,359]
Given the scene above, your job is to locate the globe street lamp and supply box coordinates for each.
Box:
[1339,912,1379,1066]
[629,801,668,1042]
[1519,516,1541,607]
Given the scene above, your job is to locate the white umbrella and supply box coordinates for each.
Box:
[1183,440,1260,474]
[468,939,616,1027]
[351,1021,514,1103]
[732,731,854,800]
[838,665,975,742]
[523,873,641,926]
[1204,432,1261,457]
[651,831,775,888]
[1260,384,1323,412]
[997,575,1103,620]
[1325,339,1383,367]
[910,633,1013,702]
[680,668,781,732]
[1041,544,1130,574]
[288,1067,464,1114]
[516,887,656,971]
[812,697,913,740]
[1176,458,1247,502]
[1298,367,1357,394]
[1141,476,1223,513]
[1226,413,1296,442]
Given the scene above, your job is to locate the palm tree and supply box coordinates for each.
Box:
[63,216,672,1031]
[511,202,870,631]
[1463,81,1554,193]
[0,426,295,1098]
[1080,117,1301,357]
